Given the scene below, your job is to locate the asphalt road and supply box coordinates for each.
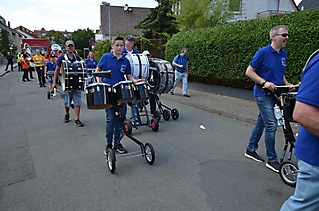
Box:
[0,70,295,211]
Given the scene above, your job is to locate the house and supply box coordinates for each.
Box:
[0,19,27,53]
[233,0,299,20]
[99,3,152,41]
[173,0,299,21]
[298,0,319,10]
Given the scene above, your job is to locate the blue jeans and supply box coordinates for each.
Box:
[247,96,278,162]
[170,71,188,95]
[105,103,127,146]
[62,90,82,107]
[280,159,319,211]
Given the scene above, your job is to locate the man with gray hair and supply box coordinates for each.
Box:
[244,25,294,173]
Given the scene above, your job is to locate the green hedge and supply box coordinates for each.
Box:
[165,8,319,89]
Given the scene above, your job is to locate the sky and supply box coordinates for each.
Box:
[0,0,158,32]
[1,0,302,32]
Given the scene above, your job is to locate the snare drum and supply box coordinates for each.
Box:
[113,81,136,103]
[282,92,297,122]
[61,61,86,91]
[133,82,150,102]
[148,58,174,94]
[125,54,149,80]
[86,83,112,109]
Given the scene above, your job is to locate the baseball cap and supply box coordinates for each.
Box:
[53,46,58,51]
[125,35,135,41]
[50,54,56,58]
[65,40,74,46]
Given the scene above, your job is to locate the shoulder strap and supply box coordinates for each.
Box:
[302,49,319,73]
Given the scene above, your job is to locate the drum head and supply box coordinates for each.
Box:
[61,61,66,91]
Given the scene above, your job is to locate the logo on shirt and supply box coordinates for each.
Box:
[120,65,126,73]
[281,58,286,67]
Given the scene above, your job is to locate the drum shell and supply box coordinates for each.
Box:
[125,54,149,80]
[113,81,136,103]
[86,83,112,109]
[283,92,297,122]
[133,82,150,102]
[148,58,174,94]
[61,61,86,91]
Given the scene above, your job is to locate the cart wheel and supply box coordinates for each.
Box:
[106,149,116,173]
[47,91,51,99]
[150,118,159,132]
[144,143,155,165]
[163,109,171,121]
[279,160,298,187]
[153,110,161,122]
[124,120,132,135]
[171,108,179,120]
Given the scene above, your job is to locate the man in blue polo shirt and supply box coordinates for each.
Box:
[95,36,142,154]
[169,48,190,97]
[281,50,319,210]
[244,25,294,173]
[53,40,84,127]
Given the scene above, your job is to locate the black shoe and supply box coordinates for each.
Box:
[27,79,31,81]
[266,162,280,173]
[183,94,190,97]
[23,79,27,82]
[74,119,84,127]
[114,144,127,154]
[30,77,34,79]
[71,104,75,109]
[39,84,43,87]
[43,84,46,87]
[244,149,265,162]
[64,114,70,123]
[169,91,174,95]
[104,144,113,155]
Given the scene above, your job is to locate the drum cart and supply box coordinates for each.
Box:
[152,94,179,121]
[106,120,156,173]
[264,86,299,187]
[124,100,159,135]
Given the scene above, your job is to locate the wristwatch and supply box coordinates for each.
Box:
[261,80,267,87]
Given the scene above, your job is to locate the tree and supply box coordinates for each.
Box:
[135,0,179,39]
[0,28,10,55]
[71,28,95,54]
[92,39,111,62]
[41,30,67,47]
[177,0,239,29]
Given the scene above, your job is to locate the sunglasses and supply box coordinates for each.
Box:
[276,33,289,37]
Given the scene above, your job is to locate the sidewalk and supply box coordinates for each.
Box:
[160,82,259,125]
[0,62,18,77]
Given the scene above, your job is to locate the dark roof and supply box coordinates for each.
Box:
[298,0,319,10]
[0,22,26,38]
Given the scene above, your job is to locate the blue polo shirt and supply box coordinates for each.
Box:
[85,58,97,69]
[46,61,56,71]
[98,52,131,86]
[122,47,140,56]
[173,54,188,73]
[250,44,287,97]
[56,54,78,67]
[294,53,319,166]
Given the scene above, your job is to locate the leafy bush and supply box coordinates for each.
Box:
[165,8,319,89]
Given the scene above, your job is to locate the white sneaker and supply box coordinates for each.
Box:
[52,93,56,97]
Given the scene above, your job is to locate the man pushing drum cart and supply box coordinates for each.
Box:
[87,36,155,173]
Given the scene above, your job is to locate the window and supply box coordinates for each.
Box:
[230,0,242,14]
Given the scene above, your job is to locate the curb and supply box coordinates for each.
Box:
[0,64,18,78]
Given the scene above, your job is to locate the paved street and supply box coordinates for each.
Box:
[0,67,296,211]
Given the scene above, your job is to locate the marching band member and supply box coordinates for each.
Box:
[95,36,142,154]
[53,40,84,127]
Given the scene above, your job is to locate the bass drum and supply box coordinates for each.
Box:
[148,58,174,94]
[125,53,149,80]
[61,60,86,91]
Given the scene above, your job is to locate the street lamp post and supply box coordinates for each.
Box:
[101,1,111,42]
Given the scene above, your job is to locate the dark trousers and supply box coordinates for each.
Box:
[149,93,156,114]
[18,62,21,71]
[29,67,34,78]
[5,62,13,71]
[36,66,45,86]
[22,68,29,80]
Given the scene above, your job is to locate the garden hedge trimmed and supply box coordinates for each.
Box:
[165,8,319,89]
